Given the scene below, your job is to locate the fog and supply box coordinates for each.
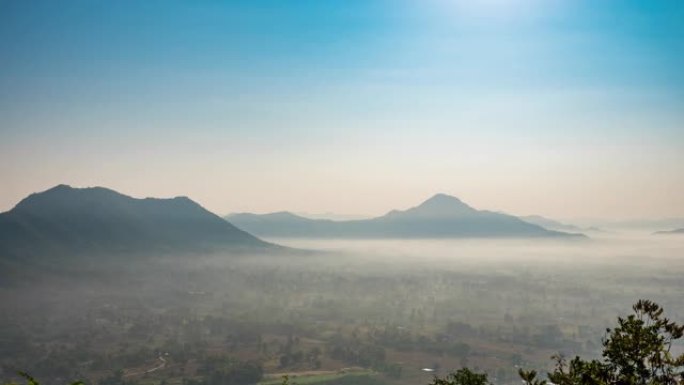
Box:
[2,234,682,385]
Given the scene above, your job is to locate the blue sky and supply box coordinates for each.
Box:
[1,0,683,219]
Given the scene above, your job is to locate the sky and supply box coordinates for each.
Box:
[1,0,683,220]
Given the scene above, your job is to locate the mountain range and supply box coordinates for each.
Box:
[0,187,588,265]
[520,215,604,233]
[0,185,277,261]
[653,228,684,235]
[569,217,684,231]
[520,215,583,232]
[228,194,586,239]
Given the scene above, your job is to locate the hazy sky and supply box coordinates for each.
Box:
[1,0,683,220]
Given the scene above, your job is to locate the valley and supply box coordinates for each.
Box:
[2,235,682,385]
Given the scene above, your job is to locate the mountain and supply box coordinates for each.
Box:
[296,212,369,221]
[227,211,340,238]
[0,185,277,260]
[228,194,586,239]
[653,228,684,235]
[573,218,684,231]
[521,215,590,233]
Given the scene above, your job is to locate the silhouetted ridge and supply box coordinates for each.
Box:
[521,215,585,232]
[228,194,586,239]
[382,193,478,219]
[654,228,684,235]
[0,185,277,260]
[420,193,472,208]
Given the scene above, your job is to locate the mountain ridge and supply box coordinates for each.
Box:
[653,228,684,235]
[228,194,586,239]
[0,184,279,261]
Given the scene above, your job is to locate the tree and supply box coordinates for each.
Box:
[527,299,684,385]
[518,369,547,385]
[10,300,684,385]
[429,368,490,385]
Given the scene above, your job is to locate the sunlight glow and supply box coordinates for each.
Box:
[433,0,555,21]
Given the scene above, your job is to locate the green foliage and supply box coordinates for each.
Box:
[518,369,546,385]
[9,300,684,385]
[525,299,684,385]
[278,374,384,385]
[429,368,490,385]
[313,375,385,385]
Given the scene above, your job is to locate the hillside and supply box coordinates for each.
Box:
[0,184,277,260]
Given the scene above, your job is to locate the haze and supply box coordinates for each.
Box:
[2,2,684,385]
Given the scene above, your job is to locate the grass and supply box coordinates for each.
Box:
[259,370,375,385]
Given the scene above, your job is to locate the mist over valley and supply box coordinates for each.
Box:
[2,1,683,384]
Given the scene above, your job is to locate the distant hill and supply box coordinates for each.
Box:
[296,212,370,221]
[576,218,684,231]
[521,215,583,232]
[229,194,586,239]
[653,228,684,235]
[520,215,605,233]
[0,185,277,260]
[227,211,340,238]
